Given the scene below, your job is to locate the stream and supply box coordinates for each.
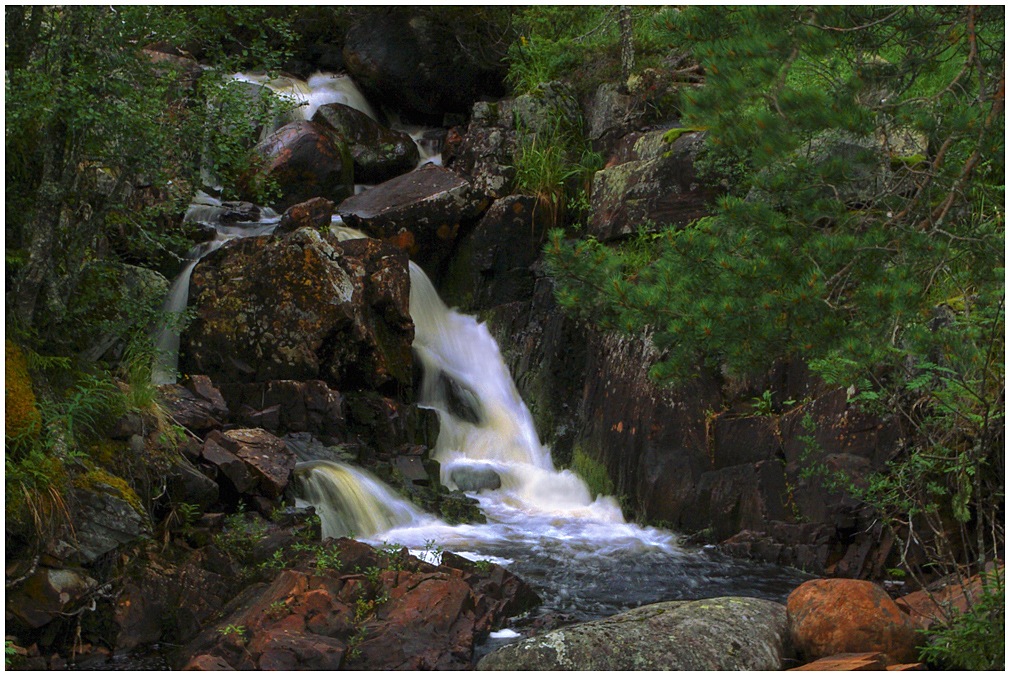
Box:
[135,70,813,668]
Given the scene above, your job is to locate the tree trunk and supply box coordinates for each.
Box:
[619,7,634,90]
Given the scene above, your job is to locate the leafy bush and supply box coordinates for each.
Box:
[919,570,1005,670]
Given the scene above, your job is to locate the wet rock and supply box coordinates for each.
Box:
[276,196,334,234]
[217,200,263,223]
[179,540,538,670]
[182,228,413,394]
[218,380,346,443]
[589,128,718,242]
[336,164,487,276]
[243,120,354,211]
[7,568,98,629]
[449,465,502,492]
[440,195,546,312]
[787,578,922,664]
[342,8,507,119]
[313,103,419,183]
[477,596,788,670]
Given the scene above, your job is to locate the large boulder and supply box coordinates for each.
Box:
[212,429,296,500]
[243,120,354,211]
[336,164,488,276]
[787,578,922,664]
[276,197,335,235]
[588,128,718,242]
[181,228,413,394]
[341,8,507,119]
[313,103,419,183]
[477,596,789,670]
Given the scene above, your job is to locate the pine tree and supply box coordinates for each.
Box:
[547,5,1004,602]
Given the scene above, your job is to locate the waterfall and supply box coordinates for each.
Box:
[409,262,625,521]
[293,460,432,539]
[151,239,225,385]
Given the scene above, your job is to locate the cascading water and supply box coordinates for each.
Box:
[232,71,379,125]
[159,72,809,631]
[409,261,624,521]
[293,256,810,626]
[293,460,434,540]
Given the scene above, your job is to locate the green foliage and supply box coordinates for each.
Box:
[511,110,602,232]
[312,544,343,573]
[570,445,615,499]
[216,624,247,641]
[213,503,267,561]
[506,6,674,99]
[546,4,1004,604]
[5,5,294,339]
[473,559,494,574]
[918,570,1005,670]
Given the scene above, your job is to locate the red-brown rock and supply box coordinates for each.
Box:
[276,197,335,234]
[177,539,539,670]
[787,579,922,664]
[181,229,413,393]
[896,565,1004,629]
[216,428,295,499]
[243,120,353,211]
[789,652,888,671]
[336,164,488,276]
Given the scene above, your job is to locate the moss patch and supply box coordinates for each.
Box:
[5,340,41,441]
[74,467,146,517]
[571,444,614,498]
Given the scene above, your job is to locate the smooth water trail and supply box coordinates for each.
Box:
[293,460,434,540]
[232,71,378,125]
[409,261,626,522]
[289,259,811,623]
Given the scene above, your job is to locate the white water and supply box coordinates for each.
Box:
[293,460,435,540]
[232,70,379,125]
[294,258,675,559]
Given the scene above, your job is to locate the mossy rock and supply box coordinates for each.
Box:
[5,340,41,441]
[53,466,152,564]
